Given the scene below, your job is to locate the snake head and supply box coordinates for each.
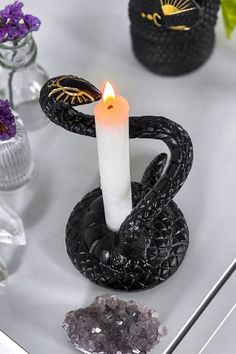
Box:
[46,75,102,106]
[141,0,203,31]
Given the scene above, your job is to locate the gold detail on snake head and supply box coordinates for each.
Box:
[47,76,95,105]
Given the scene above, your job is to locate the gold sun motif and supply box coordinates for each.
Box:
[161,0,196,16]
[141,0,199,31]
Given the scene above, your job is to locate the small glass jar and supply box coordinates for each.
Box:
[0,256,8,286]
[0,201,26,245]
[0,33,49,131]
[0,201,26,286]
[0,117,34,191]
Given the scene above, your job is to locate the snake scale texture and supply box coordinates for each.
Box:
[40,75,193,291]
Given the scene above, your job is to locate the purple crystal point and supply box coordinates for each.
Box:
[63,295,167,354]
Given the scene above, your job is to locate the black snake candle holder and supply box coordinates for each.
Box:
[39,75,193,291]
[129,0,220,76]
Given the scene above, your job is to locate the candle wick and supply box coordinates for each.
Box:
[107,105,114,110]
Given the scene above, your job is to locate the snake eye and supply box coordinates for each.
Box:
[47,75,102,106]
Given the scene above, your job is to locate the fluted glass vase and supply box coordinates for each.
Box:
[0,33,49,131]
[0,118,34,191]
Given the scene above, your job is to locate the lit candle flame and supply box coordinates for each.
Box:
[103,81,115,103]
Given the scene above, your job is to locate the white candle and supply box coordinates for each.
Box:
[94,82,132,232]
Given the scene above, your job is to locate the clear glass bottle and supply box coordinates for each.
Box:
[0,33,49,131]
[0,256,8,286]
[0,201,26,286]
[0,201,26,245]
[0,117,34,191]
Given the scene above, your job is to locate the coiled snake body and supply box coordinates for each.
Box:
[40,75,193,291]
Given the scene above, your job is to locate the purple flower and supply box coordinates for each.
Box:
[0,5,10,25]
[0,27,7,42]
[0,100,16,141]
[16,23,28,39]
[8,1,24,24]
[0,1,41,43]
[6,24,18,41]
[24,14,41,32]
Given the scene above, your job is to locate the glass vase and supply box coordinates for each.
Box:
[0,201,26,245]
[0,33,49,131]
[0,256,8,286]
[0,201,26,286]
[0,118,34,191]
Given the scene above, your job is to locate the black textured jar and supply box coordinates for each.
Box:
[129,0,220,76]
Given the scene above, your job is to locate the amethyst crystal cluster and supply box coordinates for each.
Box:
[0,1,40,43]
[63,295,167,354]
[0,100,16,141]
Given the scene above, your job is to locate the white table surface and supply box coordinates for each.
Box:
[0,1,236,353]
[204,306,236,354]
[174,267,236,354]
